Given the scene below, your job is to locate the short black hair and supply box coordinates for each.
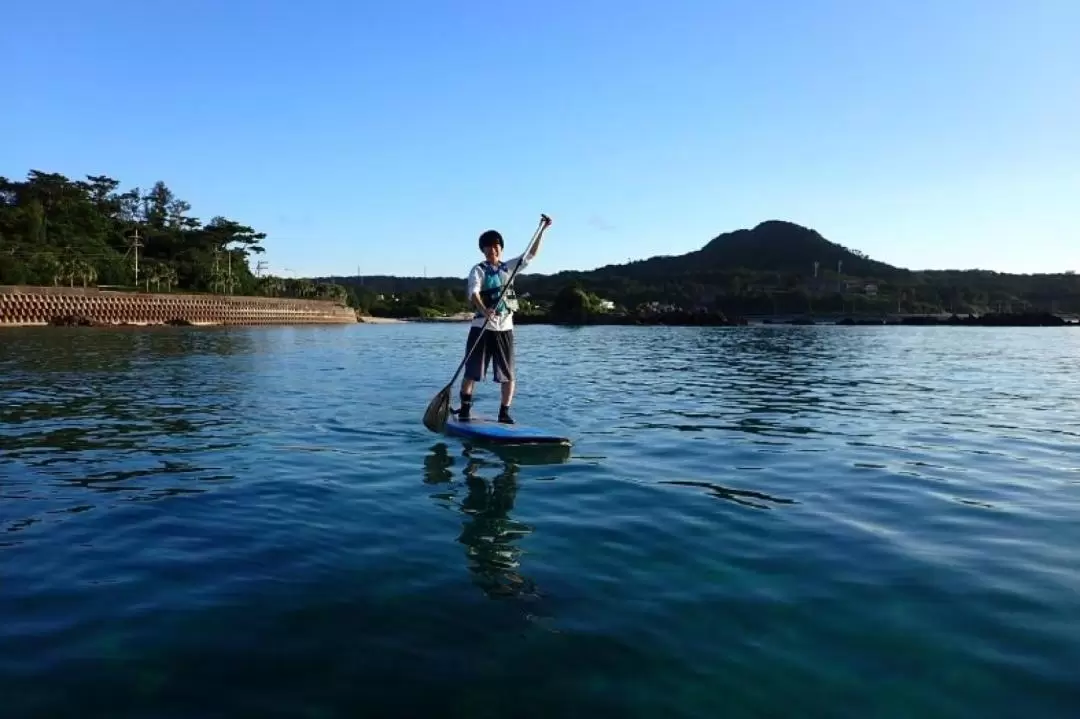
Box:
[478,230,503,250]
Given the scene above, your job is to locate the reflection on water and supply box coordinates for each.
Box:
[459,454,536,600]
[424,442,540,600]
[659,479,797,510]
[0,328,254,537]
[3,323,1080,717]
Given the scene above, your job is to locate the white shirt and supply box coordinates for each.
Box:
[467,253,530,331]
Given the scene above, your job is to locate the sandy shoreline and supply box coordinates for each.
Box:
[357,312,473,324]
[357,316,410,324]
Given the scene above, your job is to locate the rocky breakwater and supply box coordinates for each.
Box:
[0,286,357,328]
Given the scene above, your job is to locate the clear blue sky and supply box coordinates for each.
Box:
[3,0,1077,278]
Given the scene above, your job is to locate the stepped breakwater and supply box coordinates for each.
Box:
[0,286,357,327]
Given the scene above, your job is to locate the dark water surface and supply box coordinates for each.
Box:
[2,324,1079,717]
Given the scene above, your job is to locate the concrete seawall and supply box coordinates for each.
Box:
[0,286,357,327]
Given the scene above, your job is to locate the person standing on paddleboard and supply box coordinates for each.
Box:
[458,220,548,423]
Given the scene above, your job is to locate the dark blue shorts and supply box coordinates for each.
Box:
[464,326,514,383]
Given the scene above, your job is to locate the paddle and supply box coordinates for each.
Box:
[422,213,552,433]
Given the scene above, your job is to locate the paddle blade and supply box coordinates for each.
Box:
[423,386,452,433]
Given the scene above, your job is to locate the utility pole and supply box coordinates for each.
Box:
[127,228,144,286]
[256,260,268,277]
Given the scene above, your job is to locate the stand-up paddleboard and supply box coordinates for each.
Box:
[444,413,571,447]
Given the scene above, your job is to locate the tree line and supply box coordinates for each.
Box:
[5,169,1076,319]
[346,285,472,318]
[329,265,1080,320]
[0,169,349,303]
[319,218,1080,318]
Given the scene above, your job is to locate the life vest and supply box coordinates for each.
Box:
[474,261,519,318]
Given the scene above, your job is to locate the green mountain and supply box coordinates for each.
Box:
[322,220,898,290]
[320,219,1080,317]
[519,219,904,284]
[5,164,1073,318]
[694,220,903,277]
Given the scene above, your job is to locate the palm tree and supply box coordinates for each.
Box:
[143,263,167,292]
[60,258,78,287]
[259,275,286,297]
[35,253,62,286]
[158,265,178,292]
[75,259,97,288]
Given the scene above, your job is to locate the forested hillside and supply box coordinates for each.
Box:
[5,167,1076,319]
[0,169,349,302]
[323,220,1080,317]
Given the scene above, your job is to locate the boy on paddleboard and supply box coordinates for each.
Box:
[458,219,548,423]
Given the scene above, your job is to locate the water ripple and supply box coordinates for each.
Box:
[2,324,1080,716]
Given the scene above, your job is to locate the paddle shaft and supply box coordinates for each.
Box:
[445,217,549,390]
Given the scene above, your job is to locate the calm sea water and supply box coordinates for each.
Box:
[2,323,1079,717]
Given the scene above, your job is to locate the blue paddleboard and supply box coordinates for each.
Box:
[444,414,571,446]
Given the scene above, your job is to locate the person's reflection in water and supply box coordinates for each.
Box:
[423,443,456,486]
[423,442,539,601]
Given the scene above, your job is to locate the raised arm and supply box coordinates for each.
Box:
[525,214,552,261]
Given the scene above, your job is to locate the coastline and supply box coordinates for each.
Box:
[0,285,357,328]
[6,285,1073,330]
[348,310,1080,328]
[357,312,474,325]
[357,316,409,324]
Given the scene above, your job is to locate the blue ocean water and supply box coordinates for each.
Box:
[1,323,1079,717]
